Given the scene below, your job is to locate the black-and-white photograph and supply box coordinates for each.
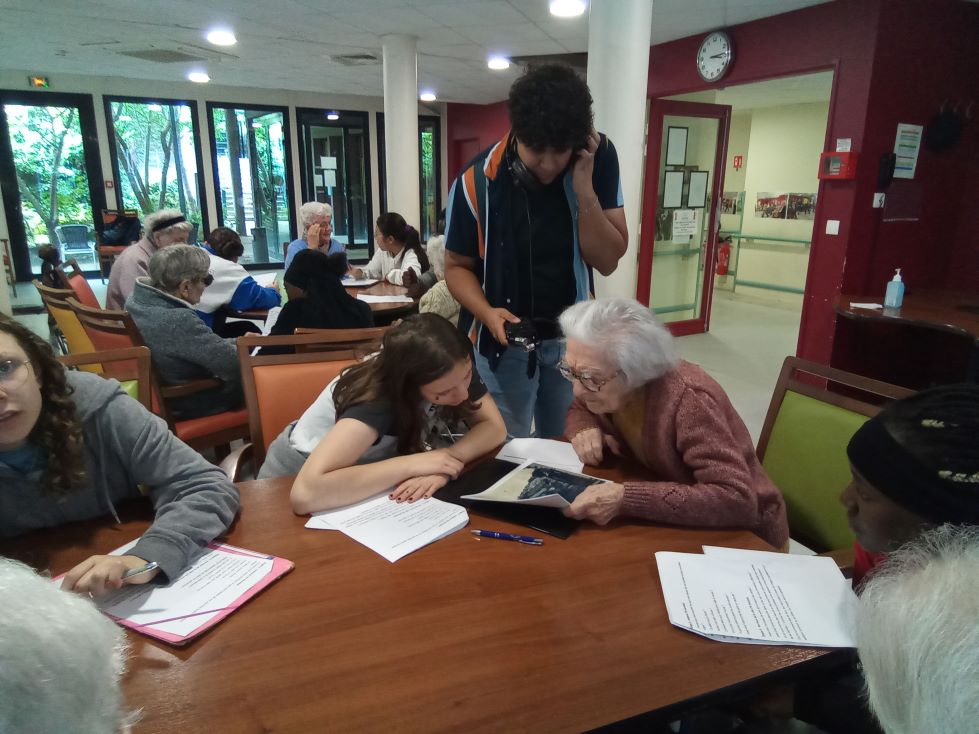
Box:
[464,462,602,506]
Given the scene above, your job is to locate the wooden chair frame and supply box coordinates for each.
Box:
[292,326,388,353]
[58,346,152,410]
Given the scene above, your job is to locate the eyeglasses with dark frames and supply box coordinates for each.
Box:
[557,361,621,392]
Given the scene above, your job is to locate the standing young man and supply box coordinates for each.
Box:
[444,65,628,438]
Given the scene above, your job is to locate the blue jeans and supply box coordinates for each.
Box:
[473,338,573,439]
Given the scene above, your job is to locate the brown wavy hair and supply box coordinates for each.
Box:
[333,313,477,454]
[0,315,86,495]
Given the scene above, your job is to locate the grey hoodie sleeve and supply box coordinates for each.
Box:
[97,385,241,580]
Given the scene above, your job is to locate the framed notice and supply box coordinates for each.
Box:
[687,171,709,208]
[666,126,688,166]
[663,171,685,208]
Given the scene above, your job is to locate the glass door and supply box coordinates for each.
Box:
[0,91,106,279]
[297,109,372,262]
[376,113,443,240]
[637,100,730,336]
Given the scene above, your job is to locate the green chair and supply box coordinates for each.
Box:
[757,357,913,552]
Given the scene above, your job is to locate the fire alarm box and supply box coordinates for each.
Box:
[818,151,858,180]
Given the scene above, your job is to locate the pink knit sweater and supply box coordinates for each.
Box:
[565,360,789,548]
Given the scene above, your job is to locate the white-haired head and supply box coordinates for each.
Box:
[0,558,134,734]
[144,208,193,246]
[855,524,979,734]
[426,234,446,279]
[559,298,680,389]
[299,201,333,234]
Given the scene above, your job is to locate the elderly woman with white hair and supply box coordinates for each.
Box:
[284,201,345,269]
[0,558,135,733]
[106,207,193,309]
[126,245,243,419]
[559,298,788,548]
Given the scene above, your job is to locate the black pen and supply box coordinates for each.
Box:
[471,529,543,546]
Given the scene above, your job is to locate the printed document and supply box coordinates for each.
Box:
[496,438,584,473]
[343,277,380,287]
[357,294,414,304]
[655,550,856,647]
[306,493,468,562]
[252,272,278,289]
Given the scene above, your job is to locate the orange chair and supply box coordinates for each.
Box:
[58,346,152,410]
[220,333,359,480]
[57,258,101,309]
[67,298,249,456]
[33,280,99,370]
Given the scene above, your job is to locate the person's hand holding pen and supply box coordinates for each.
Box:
[61,554,160,597]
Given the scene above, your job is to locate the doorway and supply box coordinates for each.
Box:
[0,90,106,279]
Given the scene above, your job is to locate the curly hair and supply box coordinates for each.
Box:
[0,315,86,496]
[508,64,593,151]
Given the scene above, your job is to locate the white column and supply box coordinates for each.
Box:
[381,34,420,226]
[586,0,653,299]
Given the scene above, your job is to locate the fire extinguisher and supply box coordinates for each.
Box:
[716,238,732,276]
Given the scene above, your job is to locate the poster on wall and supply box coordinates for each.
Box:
[687,171,709,209]
[720,192,742,215]
[755,193,787,219]
[663,171,685,208]
[893,123,923,180]
[787,193,816,220]
[666,126,688,166]
[672,209,698,240]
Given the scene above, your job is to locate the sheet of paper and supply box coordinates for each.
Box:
[357,294,413,304]
[249,306,284,355]
[850,302,882,310]
[462,460,605,508]
[305,493,468,562]
[342,277,379,287]
[323,170,337,188]
[93,542,274,637]
[893,122,923,180]
[655,551,856,648]
[252,272,277,288]
[496,438,583,473]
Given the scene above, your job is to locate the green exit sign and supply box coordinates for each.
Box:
[29,75,50,88]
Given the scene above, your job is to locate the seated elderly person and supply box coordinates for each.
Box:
[0,558,134,733]
[284,201,344,269]
[558,298,788,548]
[195,227,281,334]
[126,245,243,419]
[106,208,192,309]
[416,232,460,326]
[855,525,979,734]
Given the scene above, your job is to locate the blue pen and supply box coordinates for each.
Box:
[471,529,544,546]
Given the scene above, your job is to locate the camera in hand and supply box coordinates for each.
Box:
[504,320,540,352]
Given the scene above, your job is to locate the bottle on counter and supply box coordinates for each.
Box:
[884,268,905,308]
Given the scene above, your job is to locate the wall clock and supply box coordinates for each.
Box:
[697,31,734,83]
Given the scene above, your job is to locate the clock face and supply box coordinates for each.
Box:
[697,31,733,82]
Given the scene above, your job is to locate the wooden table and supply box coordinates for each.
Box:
[346,280,418,319]
[836,289,979,340]
[1,469,846,733]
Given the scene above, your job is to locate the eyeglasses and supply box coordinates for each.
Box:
[0,359,32,391]
[558,361,621,392]
[198,274,214,286]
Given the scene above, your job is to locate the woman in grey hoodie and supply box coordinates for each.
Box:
[0,315,240,596]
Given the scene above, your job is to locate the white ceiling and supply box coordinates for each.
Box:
[0,0,832,104]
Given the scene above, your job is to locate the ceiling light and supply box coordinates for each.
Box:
[326,111,340,121]
[187,71,210,83]
[549,0,587,17]
[206,28,237,46]
[419,91,437,102]
[487,56,510,71]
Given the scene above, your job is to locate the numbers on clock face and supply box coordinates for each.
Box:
[697,32,732,82]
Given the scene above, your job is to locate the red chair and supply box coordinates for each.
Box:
[57,259,101,309]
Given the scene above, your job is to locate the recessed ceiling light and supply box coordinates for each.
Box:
[419,91,437,102]
[549,0,587,17]
[206,28,237,46]
[326,111,340,121]
[487,56,511,70]
[187,71,210,83]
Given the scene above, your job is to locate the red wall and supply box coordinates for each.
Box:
[445,101,509,181]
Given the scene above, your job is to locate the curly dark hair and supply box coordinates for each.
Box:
[508,64,593,151]
[205,226,245,261]
[0,315,86,496]
[333,313,477,454]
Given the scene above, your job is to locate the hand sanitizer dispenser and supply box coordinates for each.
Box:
[884,268,905,308]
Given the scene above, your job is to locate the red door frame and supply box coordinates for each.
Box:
[636,99,731,337]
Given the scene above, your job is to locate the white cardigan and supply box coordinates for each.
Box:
[360,246,421,285]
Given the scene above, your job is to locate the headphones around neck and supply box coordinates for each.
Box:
[508,136,543,192]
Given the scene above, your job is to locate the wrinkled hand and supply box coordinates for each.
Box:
[61,554,160,596]
[407,448,464,480]
[483,308,521,345]
[390,474,449,503]
[306,223,322,250]
[562,483,625,525]
[571,427,605,465]
[571,130,600,200]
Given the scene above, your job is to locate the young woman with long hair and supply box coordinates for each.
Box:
[258,313,506,514]
[0,314,239,595]
[348,212,430,285]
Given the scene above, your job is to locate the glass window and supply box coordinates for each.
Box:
[377,114,443,241]
[297,109,372,262]
[105,97,206,235]
[208,104,294,265]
